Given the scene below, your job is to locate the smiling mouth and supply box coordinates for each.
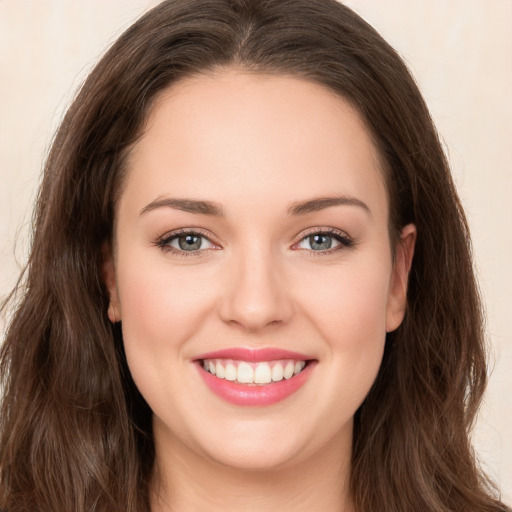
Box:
[200,358,312,386]
[194,353,318,406]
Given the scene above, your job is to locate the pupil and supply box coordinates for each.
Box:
[310,234,332,250]
[178,235,201,251]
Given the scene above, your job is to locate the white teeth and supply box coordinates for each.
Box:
[271,364,284,382]
[216,361,225,378]
[225,363,237,381]
[202,358,309,385]
[237,362,254,383]
[254,363,272,384]
[283,362,295,379]
[294,361,305,375]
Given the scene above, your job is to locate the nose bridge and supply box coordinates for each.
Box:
[219,241,293,331]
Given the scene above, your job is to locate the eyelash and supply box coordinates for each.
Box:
[155,227,354,258]
[293,227,354,257]
[155,228,218,258]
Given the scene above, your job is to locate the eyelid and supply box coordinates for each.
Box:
[155,228,221,256]
[291,227,354,253]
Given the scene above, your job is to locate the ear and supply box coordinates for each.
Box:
[385,224,416,333]
[102,242,121,323]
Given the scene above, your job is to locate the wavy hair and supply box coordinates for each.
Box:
[1,1,508,511]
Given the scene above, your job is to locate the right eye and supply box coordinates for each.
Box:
[292,227,354,255]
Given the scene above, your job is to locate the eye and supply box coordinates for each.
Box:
[156,229,218,255]
[294,229,353,253]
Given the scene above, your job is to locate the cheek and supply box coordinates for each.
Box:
[295,257,391,398]
[114,254,224,424]
[298,258,391,343]
[115,254,218,371]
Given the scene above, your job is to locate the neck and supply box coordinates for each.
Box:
[149,422,355,512]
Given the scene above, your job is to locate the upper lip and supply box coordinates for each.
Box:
[194,347,315,362]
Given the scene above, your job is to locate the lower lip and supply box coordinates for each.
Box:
[195,361,317,406]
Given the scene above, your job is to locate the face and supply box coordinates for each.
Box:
[105,69,415,472]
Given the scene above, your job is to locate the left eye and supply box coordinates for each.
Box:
[162,232,215,252]
[296,232,348,251]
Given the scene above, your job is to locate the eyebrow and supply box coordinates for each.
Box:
[140,195,370,218]
[287,196,371,216]
[140,197,224,217]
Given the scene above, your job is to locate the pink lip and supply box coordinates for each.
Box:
[194,347,314,362]
[193,347,318,406]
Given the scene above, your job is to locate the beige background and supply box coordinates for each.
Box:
[1,0,510,502]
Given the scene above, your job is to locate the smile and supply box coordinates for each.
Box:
[201,358,307,385]
[194,348,317,406]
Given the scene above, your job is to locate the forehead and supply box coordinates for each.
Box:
[121,69,388,221]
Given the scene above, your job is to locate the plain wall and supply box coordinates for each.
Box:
[1,0,510,502]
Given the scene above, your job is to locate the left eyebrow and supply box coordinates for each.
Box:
[139,197,224,217]
[287,196,371,216]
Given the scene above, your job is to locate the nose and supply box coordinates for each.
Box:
[218,247,294,332]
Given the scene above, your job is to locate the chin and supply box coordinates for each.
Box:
[201,441,304,473]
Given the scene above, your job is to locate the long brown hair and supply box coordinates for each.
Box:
[0,1,508,511]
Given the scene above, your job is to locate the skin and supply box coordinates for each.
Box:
[105,69,415,512]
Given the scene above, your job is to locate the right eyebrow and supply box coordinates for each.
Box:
[287,195,371,217]
[139,197,225,217]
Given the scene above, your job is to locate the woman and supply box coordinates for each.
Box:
[0,0,508,511]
